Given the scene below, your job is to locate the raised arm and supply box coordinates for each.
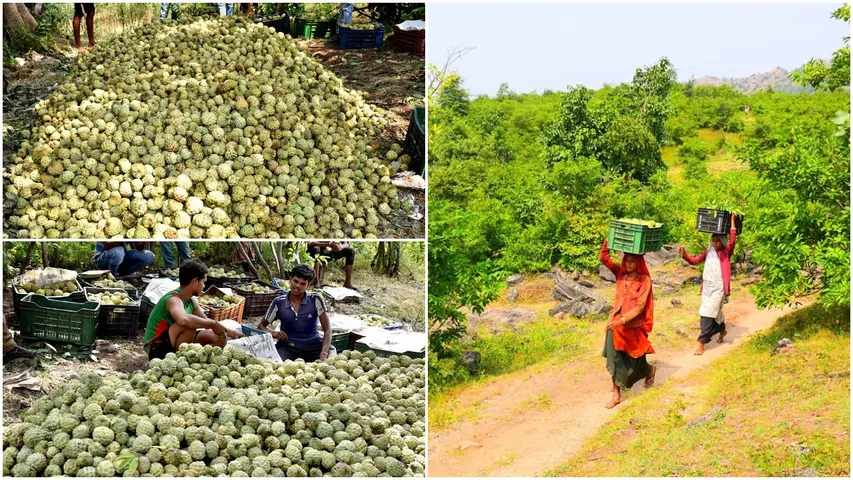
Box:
[725,213,738,257]
[600,238,619,276]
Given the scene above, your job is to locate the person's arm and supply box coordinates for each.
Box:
[619,277,652,328]
[259,298,287,340]
[725,213,738,257]
[679,247,707,266]
[168,296,224,333]
[599,238,620,276]
[319,312,331,361]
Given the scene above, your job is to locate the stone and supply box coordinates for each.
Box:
[660,288,677,296]
[506,274,525,286]
[599,265,616,283]
[644,248,679,268]
[675,327,688,336]
[571,270,581,281]
[671,299,683,307]
[554,280,600,304]
[508,287,519,303]
[458,441,482,451]
[549,300,609,318]
[462,351,481,374]
[772,338,794,355]
[681,276,702,287]
[741,276,760,286]
[577,279,595,288]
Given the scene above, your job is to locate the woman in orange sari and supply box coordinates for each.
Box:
[599,238,657,409]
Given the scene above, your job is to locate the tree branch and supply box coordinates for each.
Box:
[251,242,272,279]
[428,45,475,99]
[235,242,260,279]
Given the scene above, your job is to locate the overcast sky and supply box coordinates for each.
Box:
[429,3,848,95]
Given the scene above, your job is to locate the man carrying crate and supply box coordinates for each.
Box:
[142,259,244,360]
[259,264,333,362]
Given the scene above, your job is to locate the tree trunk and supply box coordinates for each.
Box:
[252,242,273,279]
[4,4,24,29]
[235,242,260,279]
[372,242,401,277]
[275,242,285,279]
[20,242,36,276]
[41,242,48,268]
[18,4,38,30]
[270,242,282,280]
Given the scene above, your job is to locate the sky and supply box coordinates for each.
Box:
[428,3,849,96]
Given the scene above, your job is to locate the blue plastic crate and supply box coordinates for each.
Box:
[337,24,384,49]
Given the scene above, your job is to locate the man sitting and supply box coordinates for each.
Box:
[259,264,332,362]
[94,242,155,276]
[307,241,355,289]
[142,259,243,360]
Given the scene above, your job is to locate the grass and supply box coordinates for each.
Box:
[548,303,850,477]
[664,129,746,185]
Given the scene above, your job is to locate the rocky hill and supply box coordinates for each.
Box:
[695,67,814,94]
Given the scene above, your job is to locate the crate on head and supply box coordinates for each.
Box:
[19,294,100,347]
[227,280,284,317]
[404,106,425,176]
[12,273,86,323]
[293,17,336,39]
[200,286,245,323]
[697,208,744,235]
[337,24,384,49]
[85,287,142,339]
[392,25,424,56]
[608,219,665,254]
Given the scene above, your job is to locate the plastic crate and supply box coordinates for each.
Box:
[293,18,336,39]
[607,219,665,254]
[696,208,743,235]
[158,269,178,280]
[140,295,155,325]
[392,25,424,56]
[19,294,100,346]
[12,276,86,322]
[404,106,425,176]
[337,24,384,49]
[254,12,290,34]
[228,281,283,317]
[80,278,139,300]
[329,331,350,352]
[85,287,141,339]
[200,286,245,323]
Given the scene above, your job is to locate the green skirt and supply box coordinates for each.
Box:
[603,330,651,390]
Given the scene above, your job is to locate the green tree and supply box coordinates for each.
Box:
[435,75,471,117]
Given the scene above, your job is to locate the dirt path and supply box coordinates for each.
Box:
[427,297,799,477]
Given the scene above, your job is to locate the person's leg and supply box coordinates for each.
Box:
[73,5,83,50]
[122,249,155,275]
[160,242,176,269]
[695,316,717,355]
[217,3,226,16]
[226,3,234,16]
[160,3,170,19]
[307,246,323,286]
[717,321,727,343]
[605,380,621,409]
[85,5,95,47]
[177,242,191,265]
[99,247,125,276]
[3,320,36,360]
[3,320,18,355]
[176,329,226,350]
[336,247,356,289]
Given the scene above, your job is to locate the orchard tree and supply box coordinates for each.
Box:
[791,4,850,92]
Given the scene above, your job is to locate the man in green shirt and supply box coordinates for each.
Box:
[143,259,243,359]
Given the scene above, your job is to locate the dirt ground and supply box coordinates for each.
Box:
[2,28,425,239]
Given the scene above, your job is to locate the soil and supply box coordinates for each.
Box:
[427,272,805,477]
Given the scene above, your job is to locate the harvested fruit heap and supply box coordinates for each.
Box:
[238,283,277,294]
[93,274,133,290]
[2,345,426,477]
[199,293,244,309]
[616,218,662,228]
[340,21,381,30]
[208,267,246,278]
[15,280,79,296]
[4,15,414,240]
[88,290,137,306]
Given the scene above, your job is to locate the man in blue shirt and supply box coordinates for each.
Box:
[259,264,332,362]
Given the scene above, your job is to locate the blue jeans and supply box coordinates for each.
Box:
[95,247,155,276]
[160,3,178,19]
[160,242,190,269]
[338,3,354,24]
[217,3,234,16]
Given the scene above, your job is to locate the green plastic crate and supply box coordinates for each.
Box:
[607,219,664,254]
[19,294,100,346]
[331,331,350,352]
[293,18,336,39]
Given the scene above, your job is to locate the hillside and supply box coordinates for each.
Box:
[695,67,814,94]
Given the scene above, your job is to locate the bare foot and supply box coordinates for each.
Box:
[717,330,727,344]
[694,343,705,355]
[605,395,621,409]
[644,364,657,388]
[75,45,87,52]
